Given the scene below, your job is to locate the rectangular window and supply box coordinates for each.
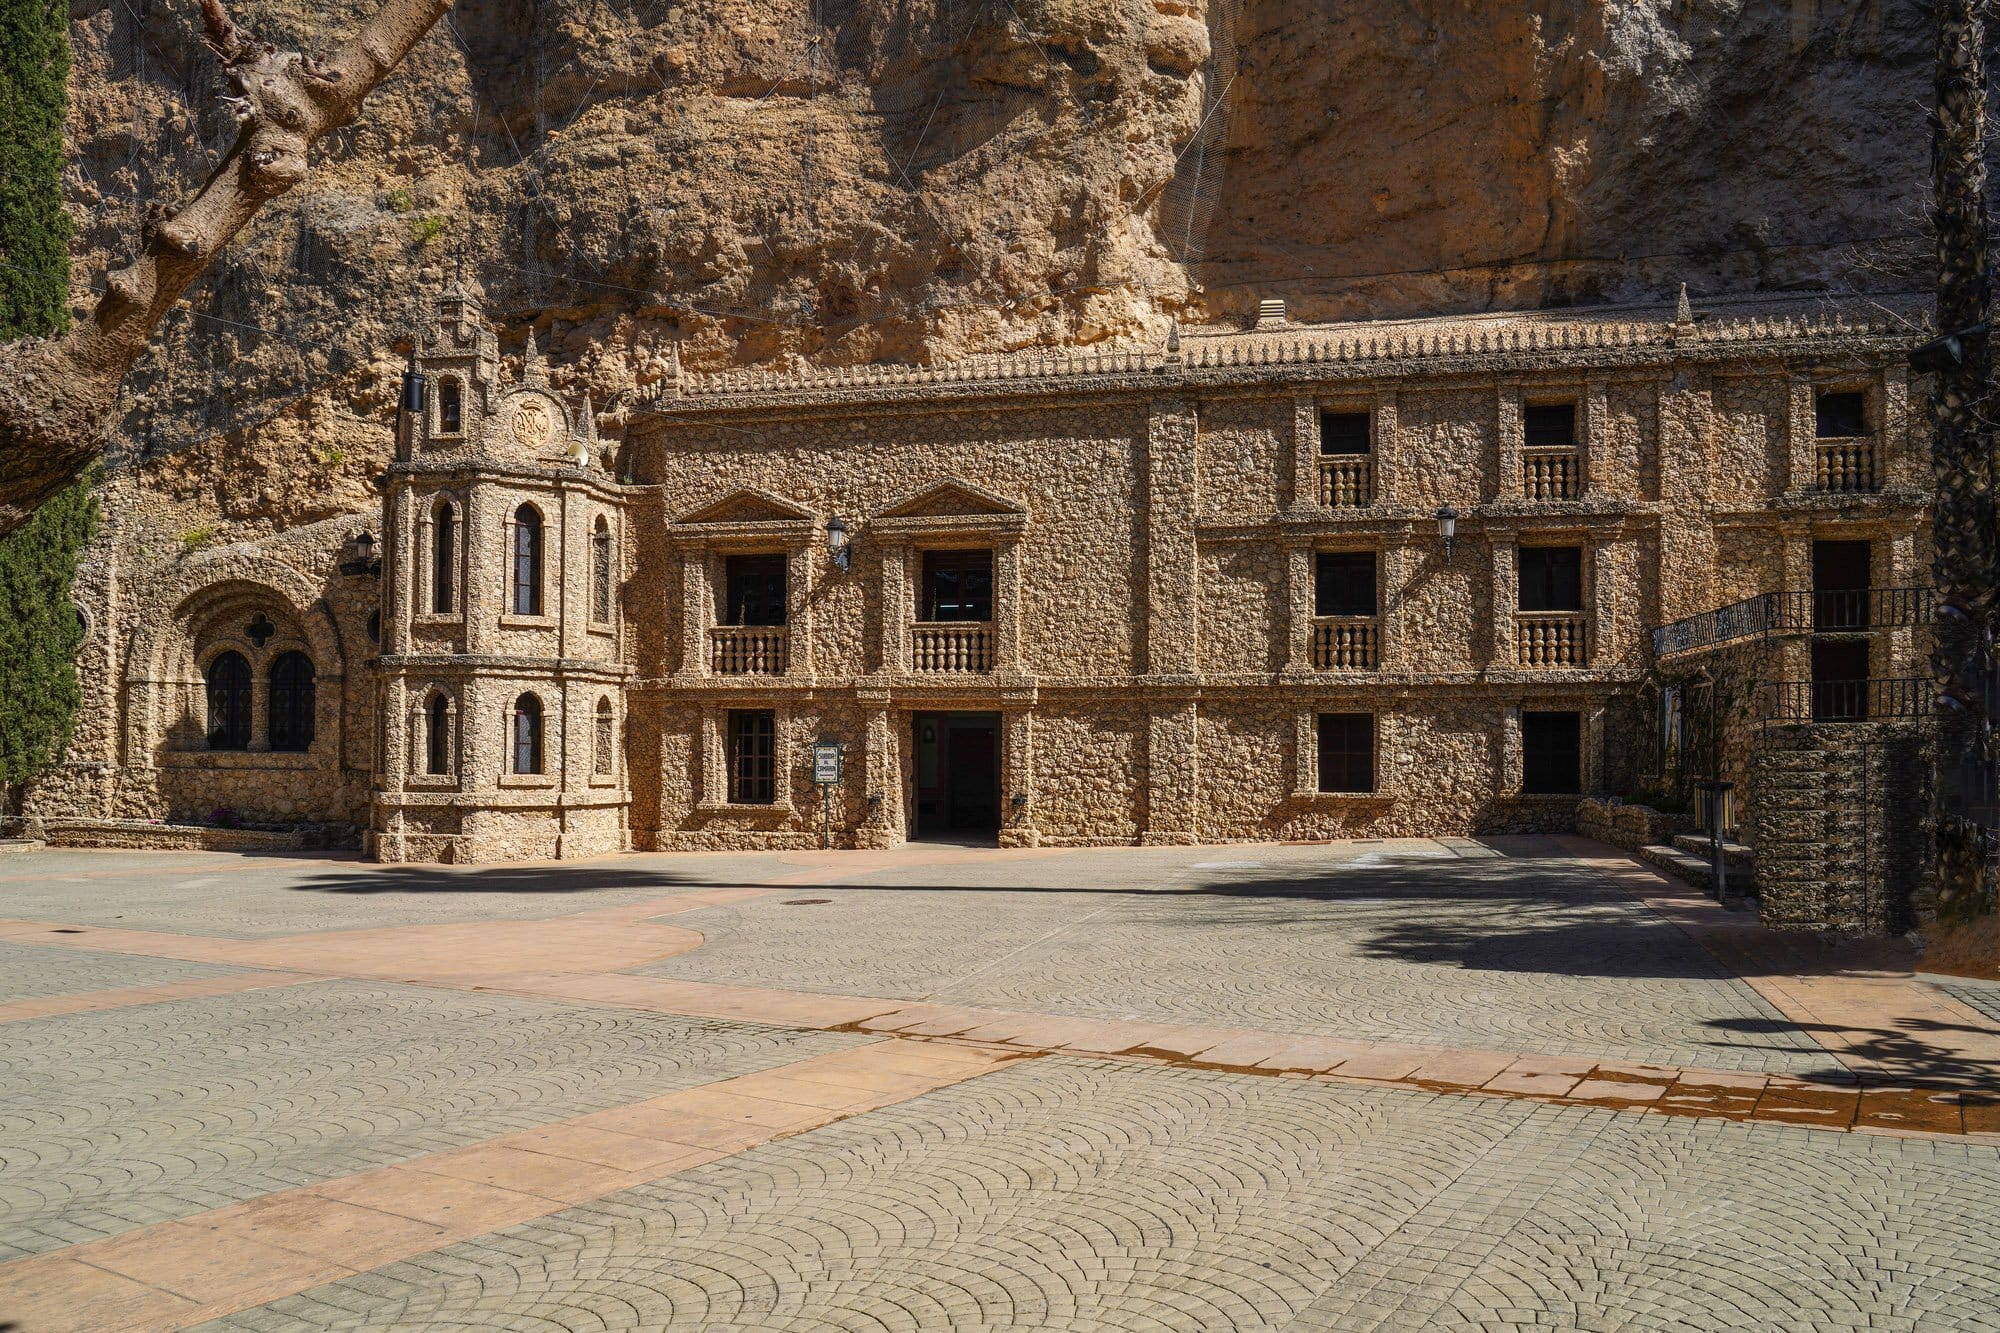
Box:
[1317,713,1375,793]
[1314,550,1378,617]
[727,709,777,805]
[1522,711,1582,794]
[1319,411,1371,455]
[1523,403,1576,448]
[723,554,788,626]
[1815,390,1867,438]
[921,549,993,621]
[1518,546,1583,612]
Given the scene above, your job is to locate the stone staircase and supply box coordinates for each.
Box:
[1638,833,1757,899]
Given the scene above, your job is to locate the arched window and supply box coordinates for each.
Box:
[512,505,542,615]
[268,651,316,752]
[591,516,613,624]
[511,693,543,774]
[426,692,452,775]
[438,378,462,434]
[205,651,251,750]
[432,501,457,614]
[593,696,614,776]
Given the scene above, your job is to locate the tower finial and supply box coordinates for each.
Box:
[523,325,546,385]
[578,392,597,440]
[1675,282,1693,326]
[1166,317,1182,358]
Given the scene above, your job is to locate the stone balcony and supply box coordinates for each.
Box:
[1310,616,1380,670]
[911,621,995,673]
[709,626,788,676]
[1516,612,1589,667]
[1521,447,1582,500]
[1317,455,1374,507]
[1813,437,1881,493]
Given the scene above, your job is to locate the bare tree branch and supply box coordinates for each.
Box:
[0,0,453,534]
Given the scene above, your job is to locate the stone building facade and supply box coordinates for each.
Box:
[24,290,1931,869]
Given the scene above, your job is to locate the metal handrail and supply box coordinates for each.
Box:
[1761,676,1932,726]
[1653,587,1936,659]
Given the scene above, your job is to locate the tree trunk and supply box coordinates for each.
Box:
[0,0,452,534]
[1928,0,1999,920]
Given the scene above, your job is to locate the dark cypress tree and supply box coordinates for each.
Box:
[0,0,97,818]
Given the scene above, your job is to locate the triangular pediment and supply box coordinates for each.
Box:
[879,480,1026,520]
[675,488,816,525]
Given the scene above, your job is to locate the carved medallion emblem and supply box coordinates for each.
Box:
[509,399,552,448]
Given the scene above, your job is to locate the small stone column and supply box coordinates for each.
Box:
[1288,396,1318,512]
[1784,374,1817,495]
[788,541,815,679]
[995,535,1024,674]
[999,711,1038,847]
[1372,390,1400,501]
[678,550,707,676]
[1142,701,1200,845]
[1589,540,1616,666]
[1583,379,1610,496]
[878,543,909,675]
[859,704,902,848]
[1488,534,1516,669]
[1495,383,1524,502]
[1283,542,1314,673]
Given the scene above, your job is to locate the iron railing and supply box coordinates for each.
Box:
[1762,676,1932,726]
[1653,587,1935,658]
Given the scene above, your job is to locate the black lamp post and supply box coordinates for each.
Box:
[828,516,851,571]
[1436,504,1459,563]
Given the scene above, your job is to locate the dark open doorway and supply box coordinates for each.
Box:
[913,711,1000,840]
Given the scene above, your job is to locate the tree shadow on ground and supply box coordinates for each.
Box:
[280,865,715,895]
[1705,1015,2000,1088]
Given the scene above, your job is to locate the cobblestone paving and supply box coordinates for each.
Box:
[0,980,862,1261]
[0,937,246,1003]
[0,850,720,937]
[1932,976,2000,1025]
[640,843,1836,1073]
[200,1058,2000,1333]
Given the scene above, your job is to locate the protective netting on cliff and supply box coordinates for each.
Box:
[1156,0,1242,265]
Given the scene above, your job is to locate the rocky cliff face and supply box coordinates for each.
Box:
[59,0,1931,529]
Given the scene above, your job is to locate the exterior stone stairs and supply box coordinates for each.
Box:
[1638,834,1757,898]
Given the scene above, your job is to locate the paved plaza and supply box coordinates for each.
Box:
[1,837,1997,1330]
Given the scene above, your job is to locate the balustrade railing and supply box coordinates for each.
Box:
[1813,438,1881,493]
[1317,455,1374,507]
[1310,616,1380,670]
[709,626,788,675]
[912,622,995,673]
[1521,447,1582,500]
[1516,612,1589,667]
[1763,677,1930,725]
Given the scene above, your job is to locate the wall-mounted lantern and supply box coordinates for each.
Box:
[1436,504,1459,563]
[828,516,851,571]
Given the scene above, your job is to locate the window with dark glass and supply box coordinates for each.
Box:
[728,709,776,804]
[1315,551,1378,617]
[921,549,993,621]
[432,502,456,614]
[1815,390,1867,438]
[512,505,542,615]
[723,554,788,625]
[1524,403,1576,448]
[1317,713,1375,793]
[594,697,615,776]
[438,378,462,434]
[1522,711,1582,793]
[1518,546,1583,611]
[511,694,543,774]
[1319,411,1371,455]
[268,651,316,752]
[426,693,452,775]
[591,518,613,624]
[205,651,252,751]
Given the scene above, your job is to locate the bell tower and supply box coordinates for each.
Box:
[370,290,632,864]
